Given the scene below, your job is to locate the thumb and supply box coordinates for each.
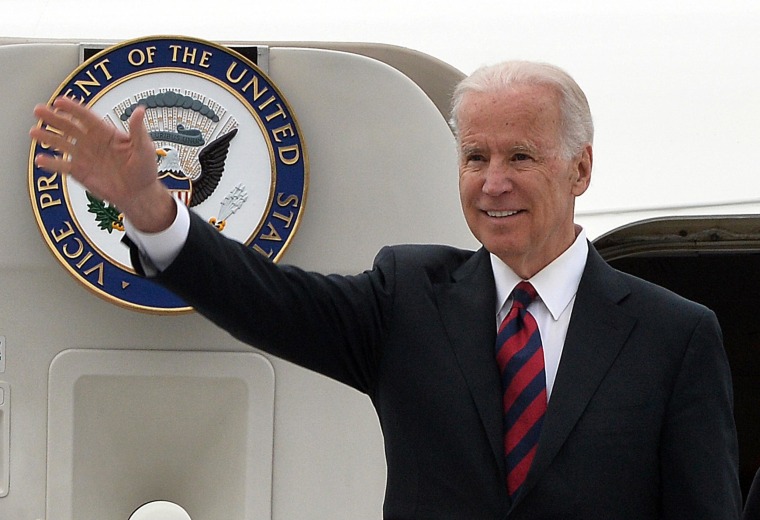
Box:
[128,105,153,151]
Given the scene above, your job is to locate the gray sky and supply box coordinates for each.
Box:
[4,0,760,219]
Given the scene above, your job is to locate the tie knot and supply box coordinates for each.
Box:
[511,281,537,310]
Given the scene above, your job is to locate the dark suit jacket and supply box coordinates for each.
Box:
[743,468,760,520]
[152,212,741,519]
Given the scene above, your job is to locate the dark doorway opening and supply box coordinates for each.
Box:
[595,215,760,500]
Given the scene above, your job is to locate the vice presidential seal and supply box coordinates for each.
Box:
[29,36,308,313]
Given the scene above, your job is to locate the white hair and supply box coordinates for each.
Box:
[449,60,594,158]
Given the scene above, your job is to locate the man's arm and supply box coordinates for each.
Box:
[660,309,742,519]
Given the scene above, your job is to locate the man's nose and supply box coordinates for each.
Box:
[482,161,513,195]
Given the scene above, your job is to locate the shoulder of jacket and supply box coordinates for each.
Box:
[376,243,476,265]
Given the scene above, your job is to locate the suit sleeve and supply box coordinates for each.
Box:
[153,211,395,393]
[660,308,742,519]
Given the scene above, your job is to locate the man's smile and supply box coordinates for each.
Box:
[486,209,522,218]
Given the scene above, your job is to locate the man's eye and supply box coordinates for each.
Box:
[466,153,486,163]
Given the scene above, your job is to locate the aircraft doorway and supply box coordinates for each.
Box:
[595,215,760,500]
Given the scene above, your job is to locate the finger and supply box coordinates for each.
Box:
[32,103,86,144]
[29,128,73,155]
[53,96,125,150]
[51,96,105,132]
[34,151,71,175]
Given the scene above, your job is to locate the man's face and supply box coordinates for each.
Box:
[457,84,591,278]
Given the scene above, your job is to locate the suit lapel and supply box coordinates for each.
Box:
[515,246,638,505]
[433,248,506,476]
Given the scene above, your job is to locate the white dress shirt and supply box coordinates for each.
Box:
[490,229,588,400]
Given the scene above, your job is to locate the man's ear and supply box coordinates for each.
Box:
[571,144,592,196]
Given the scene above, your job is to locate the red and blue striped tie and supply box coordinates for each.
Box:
[496,281,547,497]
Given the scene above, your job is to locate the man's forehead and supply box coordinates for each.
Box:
[457,88,562,143]
[460,84,561,114]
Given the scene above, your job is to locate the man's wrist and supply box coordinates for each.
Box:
[121,181,177,233]
[124,196,190,273]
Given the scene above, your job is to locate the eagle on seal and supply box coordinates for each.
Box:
[156,128,238,208]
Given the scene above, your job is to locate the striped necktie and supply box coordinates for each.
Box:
[495,281,547,497]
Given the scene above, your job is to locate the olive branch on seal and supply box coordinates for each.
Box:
[85,191,124,233]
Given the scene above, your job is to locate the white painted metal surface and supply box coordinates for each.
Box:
[0,41,473,520]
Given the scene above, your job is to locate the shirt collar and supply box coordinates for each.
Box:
[490,227,589,321]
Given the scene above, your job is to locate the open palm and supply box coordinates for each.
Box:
[31,96,175,232]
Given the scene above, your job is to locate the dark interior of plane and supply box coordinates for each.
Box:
[608,252,760,500]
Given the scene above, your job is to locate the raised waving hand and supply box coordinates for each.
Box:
[30,96,175,232]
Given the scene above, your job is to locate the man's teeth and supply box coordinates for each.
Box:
[487,210,519,217]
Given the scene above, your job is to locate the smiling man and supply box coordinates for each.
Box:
[31,60,741,519]
[455,78,591,279]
